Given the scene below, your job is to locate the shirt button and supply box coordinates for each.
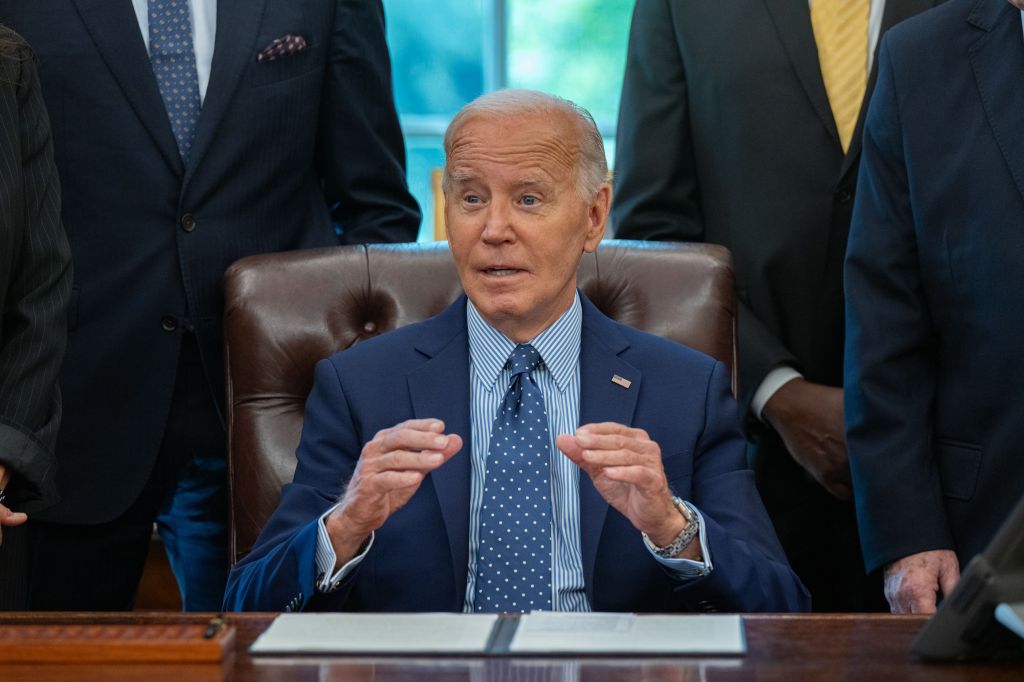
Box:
[161,316,178,332]
[180,213,196,232]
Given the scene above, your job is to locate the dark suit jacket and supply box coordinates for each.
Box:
[845,0,1024,574]
[0,40,70,515]
[0,0,420,524]
[612,0,938,420]
[224,295,809,613]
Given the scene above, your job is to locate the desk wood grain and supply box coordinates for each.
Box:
[1,612,1021,681]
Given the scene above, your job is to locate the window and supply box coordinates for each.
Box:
[383,0,634,240]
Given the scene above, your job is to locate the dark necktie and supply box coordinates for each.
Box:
[148,0,201,160]
[474,344,554,613]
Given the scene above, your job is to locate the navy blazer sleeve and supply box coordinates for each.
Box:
[0,51,71,513]
[224,358,366,612]
[844,36,948,574]
[612,0,800,414]
[319,0,420,245]
[666,362,809,612]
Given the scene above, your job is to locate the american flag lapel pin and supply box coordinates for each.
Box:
[611,374,632,389]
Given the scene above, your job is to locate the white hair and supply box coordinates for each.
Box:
[442,89,608,199]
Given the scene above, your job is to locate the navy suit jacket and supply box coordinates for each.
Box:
[0,0,420,523]
[225,295,809,613]
[845,0,1024,573]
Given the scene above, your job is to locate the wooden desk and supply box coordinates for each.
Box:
[1,612,1021,680]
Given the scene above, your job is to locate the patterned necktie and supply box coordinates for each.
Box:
[148,0,201,161]
[811,0,869,153]
[474,344,553,613]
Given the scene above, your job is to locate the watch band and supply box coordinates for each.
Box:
[642,497,700,558]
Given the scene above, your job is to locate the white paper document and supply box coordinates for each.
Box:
[250,613,499,655]
[509,612,746,655]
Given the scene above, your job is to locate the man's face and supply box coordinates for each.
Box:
[1011,0,1024,9]
[444,112,609,342]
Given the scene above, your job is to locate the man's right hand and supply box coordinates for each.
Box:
[325,419,462,567]
[762,378,852,500]
[883,549,960,613]
[0,463,27,546]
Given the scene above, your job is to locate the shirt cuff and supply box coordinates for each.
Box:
[750,366,803,421]
[644,503,714,580]
[315,504,374,593]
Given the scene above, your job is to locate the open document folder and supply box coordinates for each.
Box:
[249,612,746,656]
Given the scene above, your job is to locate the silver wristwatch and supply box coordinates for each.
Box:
[642,497,700,558]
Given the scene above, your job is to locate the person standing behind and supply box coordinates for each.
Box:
[0,26,72,610]
[846,0,1024,613]
[612,0,940,611]
[0,0,420,611]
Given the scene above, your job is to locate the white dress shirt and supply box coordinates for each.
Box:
[755,0,887,419]
[131,0,217,103]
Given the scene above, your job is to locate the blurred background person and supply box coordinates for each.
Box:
[0,26,71,610]
[612,0,940,611]
[846,0,1024,614]
[0,0,419,611]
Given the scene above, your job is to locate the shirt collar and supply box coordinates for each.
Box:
[466,291,582,393]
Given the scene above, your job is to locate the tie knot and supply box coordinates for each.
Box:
[507,344,542,377]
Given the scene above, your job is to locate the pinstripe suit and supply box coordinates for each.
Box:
[0,36,72,609]
[1,0,419,610]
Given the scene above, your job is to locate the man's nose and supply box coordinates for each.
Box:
[480,201,514,243]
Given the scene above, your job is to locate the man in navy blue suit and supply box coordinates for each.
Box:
[0,0,419,611]
[846,0,1024,613]
[225,90,808,613]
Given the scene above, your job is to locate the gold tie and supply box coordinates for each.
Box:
[811,0,869,153]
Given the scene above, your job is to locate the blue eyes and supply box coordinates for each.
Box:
[461,194,539,206]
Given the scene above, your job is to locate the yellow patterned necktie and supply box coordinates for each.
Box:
[811,0,869,153]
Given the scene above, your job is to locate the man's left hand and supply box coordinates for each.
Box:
[557,423,696,559]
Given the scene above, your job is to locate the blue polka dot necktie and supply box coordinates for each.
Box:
[148,0,201,161]
[474,344,553,613]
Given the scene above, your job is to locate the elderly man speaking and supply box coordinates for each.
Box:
[224,91,808,613]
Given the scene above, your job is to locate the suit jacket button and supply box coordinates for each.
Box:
[835,189,853,204]
[160,316,178,332]
[180,213,196,232]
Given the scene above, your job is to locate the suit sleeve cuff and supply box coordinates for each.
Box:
[314,504,373,593]
[645,503,714,580]
[750,367,803,422]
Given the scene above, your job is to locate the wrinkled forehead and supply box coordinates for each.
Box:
[446,112,581,185]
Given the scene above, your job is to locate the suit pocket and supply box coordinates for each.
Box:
[935,439,982,501]
[252,45,320,86]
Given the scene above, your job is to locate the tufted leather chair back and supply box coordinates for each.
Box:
[223,240,737,565]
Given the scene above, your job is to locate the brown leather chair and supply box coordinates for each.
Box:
[223,239,737,566]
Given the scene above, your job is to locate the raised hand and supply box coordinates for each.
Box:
[325,419,462,567]
[557,422,697,560]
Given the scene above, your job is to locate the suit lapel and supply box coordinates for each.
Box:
[968,0,1024,208]
[763,0,839,147]
[184,0,268,185]
[840,0,938,179]
[576,298,640,605]
[71,0,183,176]
[407,298,473,608]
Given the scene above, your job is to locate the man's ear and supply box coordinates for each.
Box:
[583,183,611,253]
